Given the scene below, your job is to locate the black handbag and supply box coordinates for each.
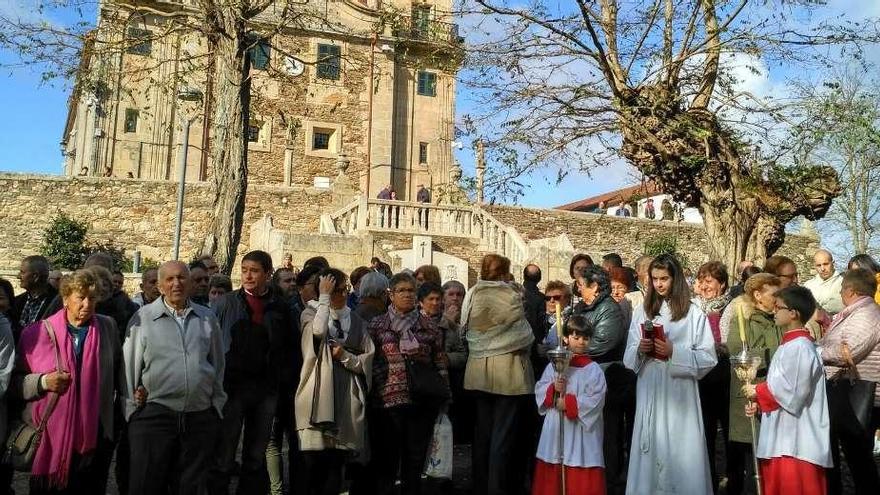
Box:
[827,374,877,432]
[5,321,62,471]
[827,341,877,432]
[405,357,450,407]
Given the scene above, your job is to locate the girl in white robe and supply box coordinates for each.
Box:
[623,254,717,495]
[744,286,831,495]
[533,315,607,495]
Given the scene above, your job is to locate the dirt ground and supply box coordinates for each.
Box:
[10,439,876,494]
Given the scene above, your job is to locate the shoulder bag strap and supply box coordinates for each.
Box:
[35,320,62,434]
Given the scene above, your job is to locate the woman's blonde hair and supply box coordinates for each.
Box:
[59,269,100,299]
[743,273,781,305]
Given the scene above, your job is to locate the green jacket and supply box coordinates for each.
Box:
[727,308,783,443]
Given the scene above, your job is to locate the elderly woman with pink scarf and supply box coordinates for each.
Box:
[12,269,122,494]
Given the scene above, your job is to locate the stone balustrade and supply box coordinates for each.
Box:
[324,197,530,265]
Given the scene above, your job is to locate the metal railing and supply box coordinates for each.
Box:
[392,15,462,45]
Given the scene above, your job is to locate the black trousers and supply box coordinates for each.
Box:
[371,403,438,495]
[472,392,532,495]
[418,208,429,229]
[115,410,131,495]
[0,462,13,495]
[448,368,474,445]
[726,441,758,495]
[128,403,220,495]
[29,435,115,495]
[210,387,278,495]
[603,363,637,495]
[827,382,880,495]
[299,449,347,495]
[699,357,730,494]
[347,406,382,495]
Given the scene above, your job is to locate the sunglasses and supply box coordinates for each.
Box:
[544,294,563,301]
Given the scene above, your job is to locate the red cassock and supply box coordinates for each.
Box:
[531,459,606,495]
[759,456,827,495]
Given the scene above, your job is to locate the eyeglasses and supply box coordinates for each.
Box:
[392,288,415,294]
[774,305,792,312]
[544,294,563,301]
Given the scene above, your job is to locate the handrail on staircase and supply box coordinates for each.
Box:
[323,196,530,265]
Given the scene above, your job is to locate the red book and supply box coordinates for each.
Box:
[641,322,668,361]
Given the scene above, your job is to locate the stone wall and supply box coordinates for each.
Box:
[0,173,330,270]
[0,173,821,283]
[486,204,820,275]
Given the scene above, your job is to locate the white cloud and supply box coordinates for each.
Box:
[725,52,775,99]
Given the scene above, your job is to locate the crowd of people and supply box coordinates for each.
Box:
[0,246,878,495]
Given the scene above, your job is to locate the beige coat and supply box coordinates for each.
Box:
[295,299,374,453]
[462,281,535,396]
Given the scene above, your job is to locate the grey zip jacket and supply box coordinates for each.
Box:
[122,297,227,420]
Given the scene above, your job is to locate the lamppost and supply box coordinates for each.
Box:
[172,88,203,261]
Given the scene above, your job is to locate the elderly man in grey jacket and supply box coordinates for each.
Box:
[123,260,227,495]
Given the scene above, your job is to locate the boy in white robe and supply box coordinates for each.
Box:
[623,254,717,495]
[533,315,607,495]
[744,286,832,495]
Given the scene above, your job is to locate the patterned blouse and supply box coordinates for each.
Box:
[369,311,448,408]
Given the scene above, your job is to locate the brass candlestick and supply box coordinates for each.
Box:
[731,350,763,495]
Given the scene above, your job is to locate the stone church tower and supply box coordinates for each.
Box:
[61,0,462,200]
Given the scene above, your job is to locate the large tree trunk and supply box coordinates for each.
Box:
[201,22,250,275]
[701,202,754,275]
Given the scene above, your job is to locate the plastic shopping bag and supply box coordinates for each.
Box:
[424,413,453,479]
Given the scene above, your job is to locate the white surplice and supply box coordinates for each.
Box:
[623,301,717,495]
[534,359,607,468]
[755,332,832,467]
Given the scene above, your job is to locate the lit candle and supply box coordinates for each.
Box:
[555,302,563,345]
[737,303,747,349]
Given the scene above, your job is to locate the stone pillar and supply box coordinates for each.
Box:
[283,148,294,186]
[283,119,301,186]
[367,48,395,198]
[476,138,485,204]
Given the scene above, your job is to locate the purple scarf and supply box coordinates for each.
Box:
[389,306,421,354]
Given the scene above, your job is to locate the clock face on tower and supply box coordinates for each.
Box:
[284,56,305,76]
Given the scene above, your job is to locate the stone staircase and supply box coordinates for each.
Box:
[319,196,531,267]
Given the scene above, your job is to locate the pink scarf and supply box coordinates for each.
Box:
[19,309,101,487]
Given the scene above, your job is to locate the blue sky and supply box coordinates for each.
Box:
[0,1,877,211]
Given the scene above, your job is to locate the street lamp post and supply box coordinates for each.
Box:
[172,88,203,261]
